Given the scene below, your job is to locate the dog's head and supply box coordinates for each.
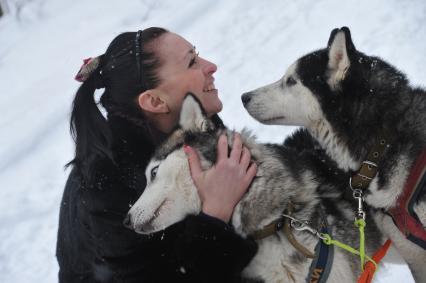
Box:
[125,95,221,234]
[241,27,407,129]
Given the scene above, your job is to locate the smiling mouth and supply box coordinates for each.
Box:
[203,82,217,93]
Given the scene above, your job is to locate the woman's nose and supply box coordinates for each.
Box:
[202,58,217,76]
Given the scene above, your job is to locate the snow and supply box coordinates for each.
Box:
[0,0,425,282]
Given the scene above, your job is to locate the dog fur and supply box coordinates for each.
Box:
[126,95,383,283]
[242,27,426,282]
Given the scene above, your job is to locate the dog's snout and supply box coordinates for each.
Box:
[241,92,252,106]
[123,214,132,229]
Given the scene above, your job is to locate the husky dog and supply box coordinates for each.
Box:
[241,27,426,281]
[126,95,383,283]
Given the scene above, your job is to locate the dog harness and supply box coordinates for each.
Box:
[388,149,426,249]
[349,132,426,250]
[250,205,334,283]
[304,224,334,283]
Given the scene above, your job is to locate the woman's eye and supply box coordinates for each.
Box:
[188,52,199,68]
[188,57,196,67]
[286,76,297,87]
[151,165,159,180]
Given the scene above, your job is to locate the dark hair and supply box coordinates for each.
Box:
[67,27,168,179]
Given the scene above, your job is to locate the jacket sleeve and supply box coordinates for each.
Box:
[174,213,258,283]
[79,181,159,283]
[79,169,257,283]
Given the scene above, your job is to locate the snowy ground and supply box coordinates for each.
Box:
[0,0,425,282]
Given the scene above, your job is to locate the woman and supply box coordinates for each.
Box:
[56,27,258,283]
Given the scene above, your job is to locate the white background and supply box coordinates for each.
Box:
[0,0,425,282]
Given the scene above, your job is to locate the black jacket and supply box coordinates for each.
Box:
[56,116,257,283]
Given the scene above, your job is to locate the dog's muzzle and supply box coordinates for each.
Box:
[123,214,132,229]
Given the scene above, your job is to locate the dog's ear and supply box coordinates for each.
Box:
[340,27,356,52]
[326,27,356,90]
[327,28,340,48]
[179,94,214,132]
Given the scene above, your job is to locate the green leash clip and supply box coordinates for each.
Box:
[319,218,377,272]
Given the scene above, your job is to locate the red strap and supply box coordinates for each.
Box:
[357,239,392,283]
[388,150,426,243]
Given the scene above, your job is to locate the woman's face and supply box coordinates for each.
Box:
[154,32,222,118]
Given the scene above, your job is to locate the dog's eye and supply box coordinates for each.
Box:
[150,165,159,180]
[286,76,297,87]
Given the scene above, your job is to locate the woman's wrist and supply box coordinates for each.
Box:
[202,203,234,223]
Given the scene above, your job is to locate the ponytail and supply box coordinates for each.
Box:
[67,62,113,180]
[66,28,168,180]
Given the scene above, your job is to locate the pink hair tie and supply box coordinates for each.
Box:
[74,56,101,82]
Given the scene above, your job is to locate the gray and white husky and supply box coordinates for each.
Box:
[242,27,426,282]
[126,95,383,283]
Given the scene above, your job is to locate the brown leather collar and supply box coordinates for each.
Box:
[250,213,286,241]
[350,132,392,191]
[250,202,315,258]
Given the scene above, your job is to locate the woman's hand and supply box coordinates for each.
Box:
[184,133,257,223]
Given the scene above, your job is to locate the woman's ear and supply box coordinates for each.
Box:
[138,90,170,114]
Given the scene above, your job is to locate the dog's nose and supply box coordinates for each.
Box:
[123,214,132,228]
[241,92,252,106]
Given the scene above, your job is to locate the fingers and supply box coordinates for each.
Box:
[243,162,257,187]
[184,145,202,178]
[240,147,251,171]
[230,133,243,161]
[217,134,228,161]
[217,132,252,171]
